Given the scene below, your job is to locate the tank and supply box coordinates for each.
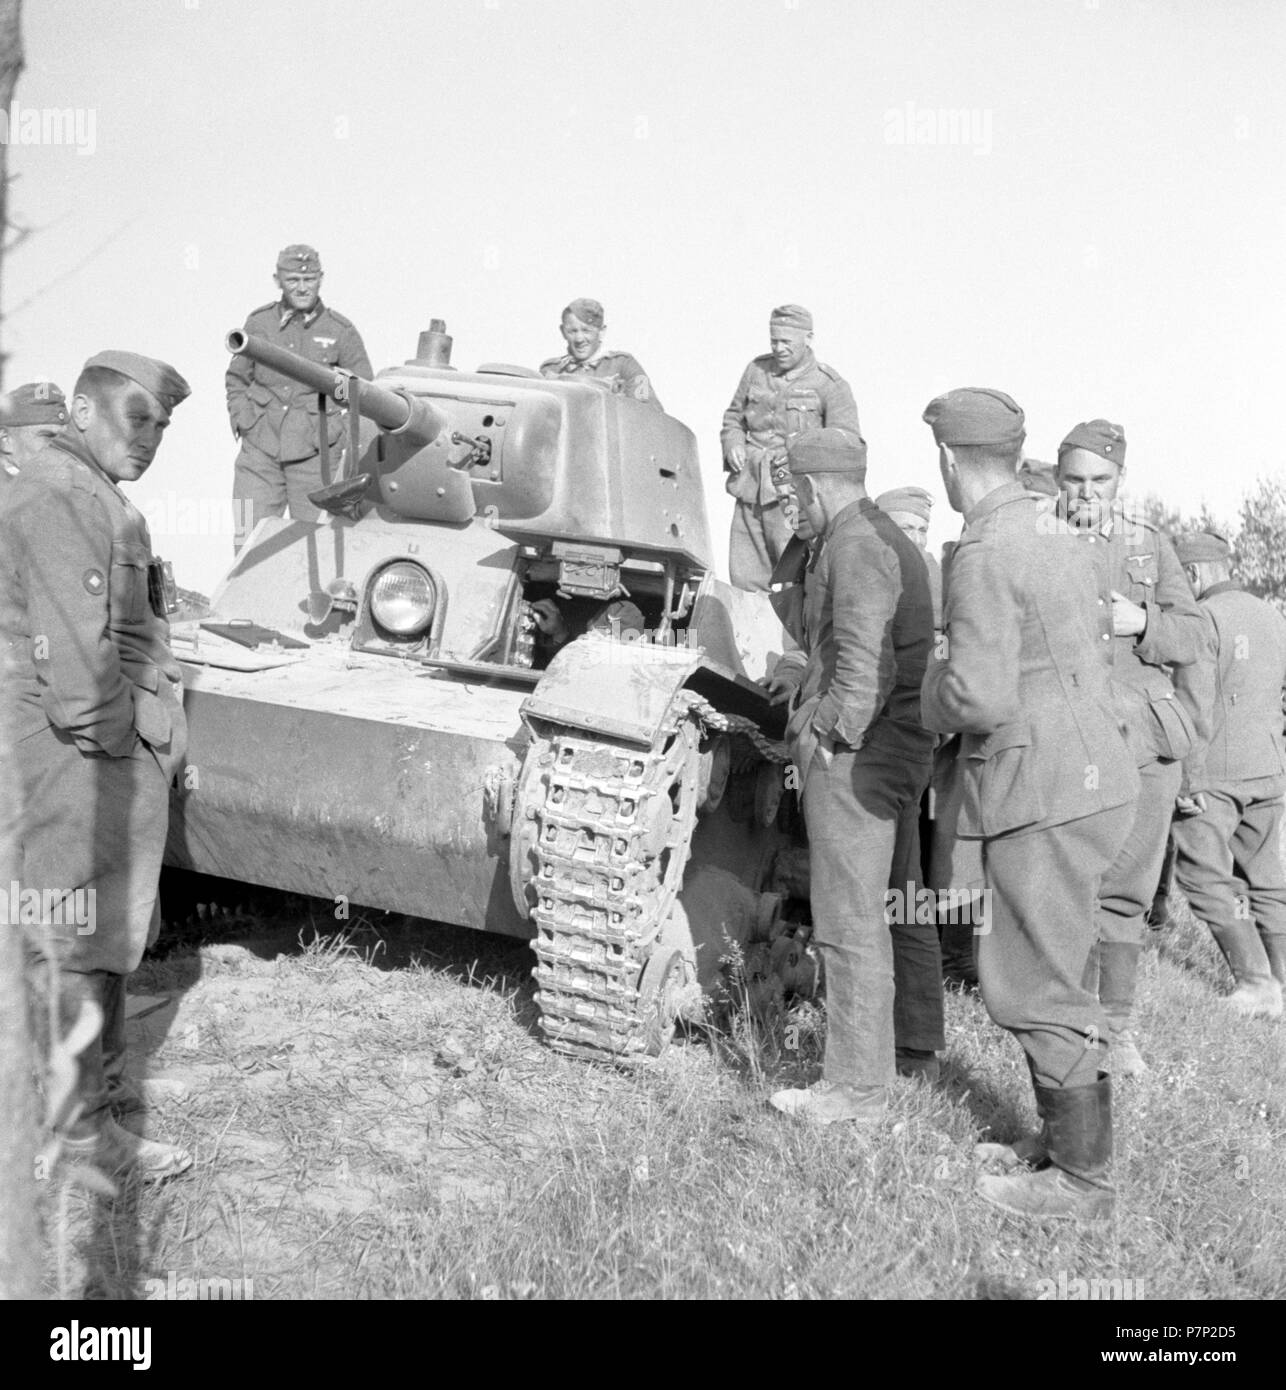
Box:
[164,323,815,1063]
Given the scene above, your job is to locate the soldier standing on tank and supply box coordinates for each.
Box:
[225,244,373,551]
[767,427,943,1124]
[1055,421,1208,1075]
[1,381,68,484]
[0,351,194,1180]
[920,388,1139,1221]
[1170,531,1286,1018]
[721,305,860,593]
[539,298,662,409]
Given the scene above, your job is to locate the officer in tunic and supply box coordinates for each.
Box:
[0,381,68,481]
[225,244,373,551]
[721,305,859,592]
[768,427,943,1124]
[1056,420,1208,1075]
[1171,530,1286,1017]
[920,388,1139,1221]
[539,298,662,409]
[0,350,193,1180]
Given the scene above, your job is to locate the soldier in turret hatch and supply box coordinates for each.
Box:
[539,298,662,410]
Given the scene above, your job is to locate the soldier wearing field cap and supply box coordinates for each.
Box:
[875,485,942,627]
[721,305,859,591]
[0,380,68,482]
[1056,418,1208,1076]
[225,244,373,550]
[1169,531,1286,1018]
[920,387,1138,1221]
[539,298,662,409]
[768,427,943,1125]
[0,349,195,1181]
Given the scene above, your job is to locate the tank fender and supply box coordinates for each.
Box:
[521,637,702,747]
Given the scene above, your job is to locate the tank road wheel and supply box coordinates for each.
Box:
[695,735,731,815]
[514,693,704,1063]
[637,947,694,1057]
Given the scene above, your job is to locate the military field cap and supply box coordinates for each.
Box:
[1019,457,1058,497]
[82,351,191,412]
[563,297,605,328]
[922,388,1026,447]
[0,380,67,427]
[276,243,322,274]
[1173,531,1232,564]
[770,304,813,331]
[875,486,933,520]
[788,426,867,474]
[1058,418,1126,465]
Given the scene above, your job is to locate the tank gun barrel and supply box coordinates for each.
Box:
[225,329,447,444]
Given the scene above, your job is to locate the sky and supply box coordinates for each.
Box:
[5,0,1285,594]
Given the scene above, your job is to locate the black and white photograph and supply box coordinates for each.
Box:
[0,0,1281,1331]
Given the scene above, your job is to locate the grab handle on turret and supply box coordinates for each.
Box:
[225,329,448,447]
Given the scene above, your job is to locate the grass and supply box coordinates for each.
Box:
[36,879,1286,1301]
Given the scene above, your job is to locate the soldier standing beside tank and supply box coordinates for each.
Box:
[226,244,373,551]
[767,427,943,1124]
[1,381,68,484]
[920,388,1139,1221]
[721,305,859,592]
[539,298,662,409]
[1055,420,1207,1075]
[0,351,193,1180]
[875,485,942,627]
[1170,531,1286,1018]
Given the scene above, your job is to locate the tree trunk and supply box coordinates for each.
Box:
[0,0,42,1303]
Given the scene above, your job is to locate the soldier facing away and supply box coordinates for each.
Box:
[225,244,373,551]
[539,298,662,409]
[1055,420,1208,1075]
[0,351,194,1180]
[1171,530,1286,1018]
[0,380,68,482]
[920,388,1139,1221]
[721,305,859,592]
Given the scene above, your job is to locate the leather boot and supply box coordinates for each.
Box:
[1100,942,1147,1075]
[1262,931,1286,990]
[1210,922,1283,1018]
[939,917,978,988]
[976,1076,1114,1221]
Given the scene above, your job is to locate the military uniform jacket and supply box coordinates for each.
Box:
[720,351,859,506]
[1070,511,1208,767]
[787,499,936,772]
[921,482,1138,838]
[539,349,662,410]
[1180,581,1286,793]
[0,435,182,758]
[226,300,373,462]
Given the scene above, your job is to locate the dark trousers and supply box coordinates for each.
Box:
[1172,782,1286,983]
[980,804,1134,1090]
[804,746,942,1088]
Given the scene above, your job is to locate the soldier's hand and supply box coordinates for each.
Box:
[725,444,747,474]
[1110,591,1148,637]
[1175,793,1207,817]
[762,670,801,706]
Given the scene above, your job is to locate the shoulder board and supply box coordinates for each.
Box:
[751,353,776,369]
[248,302,279,319]
[814,361,846,382]
[324,308,356,328]
[538,356,566,372]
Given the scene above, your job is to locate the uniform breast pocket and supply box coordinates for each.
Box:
[110,541,150,625]
[1124,552,1158,598]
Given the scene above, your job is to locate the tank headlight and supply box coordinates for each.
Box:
[370,563,436,637]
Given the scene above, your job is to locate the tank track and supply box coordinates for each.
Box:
[518,691,705,1063]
